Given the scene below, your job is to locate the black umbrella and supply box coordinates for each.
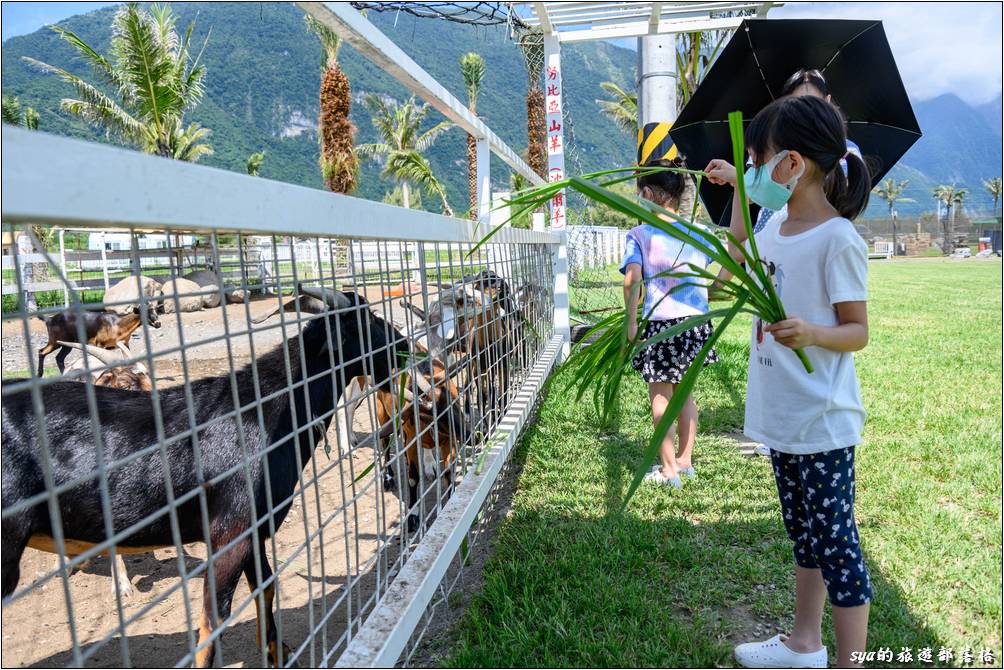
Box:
[670,19,922,226]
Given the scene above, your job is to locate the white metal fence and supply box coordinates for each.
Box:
[566,224,625,273]
[1,117,562,668]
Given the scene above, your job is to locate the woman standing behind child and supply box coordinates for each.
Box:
[706,95,873,668]
[620,158,717,489]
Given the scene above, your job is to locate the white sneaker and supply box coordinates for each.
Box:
[679,466,697,479]
[734,634,827,668]
[643,469,682,489]
[753,444,771,457]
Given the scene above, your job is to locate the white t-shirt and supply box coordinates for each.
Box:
[743,212,869,455]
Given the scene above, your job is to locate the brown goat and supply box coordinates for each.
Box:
[374,358,470,533]
[59,341,154,393]
[37,309,161,376]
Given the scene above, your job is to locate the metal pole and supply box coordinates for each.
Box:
[476,138,491,229]
[637,33,678,164]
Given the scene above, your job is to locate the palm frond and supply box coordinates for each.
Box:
[246,150,266,176]
[112,3,178,127]
[363,93,398,144]
[460,52,486,109]
[384,151,453,216]
[416,120,453,152]
[166,121,213,162]
[596,81,637,135]
[304,14,342,66]
[23,56,146,144]
[356,142,392,161]
[2,95,22,125]
[50,24,124,91]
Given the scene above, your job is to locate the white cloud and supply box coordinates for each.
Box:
[771,2,1002,105]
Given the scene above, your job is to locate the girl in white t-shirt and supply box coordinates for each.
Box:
[705,96,873,668]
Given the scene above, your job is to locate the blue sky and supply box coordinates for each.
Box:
[2,1,1001,105]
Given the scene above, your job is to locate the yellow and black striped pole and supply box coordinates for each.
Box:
[636,32,678,166]
[637,121,678,165]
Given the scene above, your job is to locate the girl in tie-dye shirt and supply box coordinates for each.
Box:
[620,158,718,489]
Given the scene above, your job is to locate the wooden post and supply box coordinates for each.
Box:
[58,229,68,306]
[100,231,110,291]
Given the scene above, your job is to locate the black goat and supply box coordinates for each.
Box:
[2,287,407,668]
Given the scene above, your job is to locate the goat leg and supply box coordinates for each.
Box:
[243,536,294,668]
[54,346,72,375]
[36,343,58,377]
[194,536,251,668]
[111,553,133,599]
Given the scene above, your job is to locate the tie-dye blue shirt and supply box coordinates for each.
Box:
[619,221,714,320]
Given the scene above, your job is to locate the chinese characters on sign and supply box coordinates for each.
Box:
[544,46,565,231]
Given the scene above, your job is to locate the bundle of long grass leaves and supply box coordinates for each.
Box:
[475,111,812,508]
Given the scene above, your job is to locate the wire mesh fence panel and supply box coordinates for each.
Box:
[565,224,626,332]
[1,217,555,668]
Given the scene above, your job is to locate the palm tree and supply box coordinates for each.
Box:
[872,178,914,255]
[677,29,731,107]
[358,94,454,216]
[595,82,637,135]
[305,14,357,194]
[246,151,265,177]
[23,3,213,162]
[460,52,487,219]
[2,95,40,130]
[933,184,968,254]
[983,177,1002,216]
[517,28,546,178]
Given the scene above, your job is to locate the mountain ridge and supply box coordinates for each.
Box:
[2,3,1000,219]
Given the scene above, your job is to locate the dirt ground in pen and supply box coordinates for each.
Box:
[0,293,446,668]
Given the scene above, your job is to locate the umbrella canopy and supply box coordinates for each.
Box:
[670,19,922,226]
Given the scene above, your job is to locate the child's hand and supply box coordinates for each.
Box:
[704,159,738,186]
[765,317,818,349]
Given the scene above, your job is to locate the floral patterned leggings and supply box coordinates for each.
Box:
[771,446,873,607]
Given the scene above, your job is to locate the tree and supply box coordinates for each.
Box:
[676,29,731,107]
[305,14,357,194]
[2,95,40,130]
[595,82,637,135]
[984,177,1002,216]
[358,94,454,216]
[246,150,265,177]
[517,28,546,179]
[933,184,968,254]
[460,52,487,219]
[23,3,213,162]
[872,178,913,255]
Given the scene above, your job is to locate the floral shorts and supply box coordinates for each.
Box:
[631,317,718,384]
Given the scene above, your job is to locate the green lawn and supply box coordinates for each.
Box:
[447,259,1002,667]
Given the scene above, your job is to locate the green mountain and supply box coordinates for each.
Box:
[871,92,1003,219]
[3,3,1000,221]
[0,2,637,212]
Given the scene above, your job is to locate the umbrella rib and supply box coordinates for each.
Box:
[847,120,922,136]
[822,22,880,72]
[743,23,775,101]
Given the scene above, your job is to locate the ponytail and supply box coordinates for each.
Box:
[824,152,872,220]
[748,96,874,221]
